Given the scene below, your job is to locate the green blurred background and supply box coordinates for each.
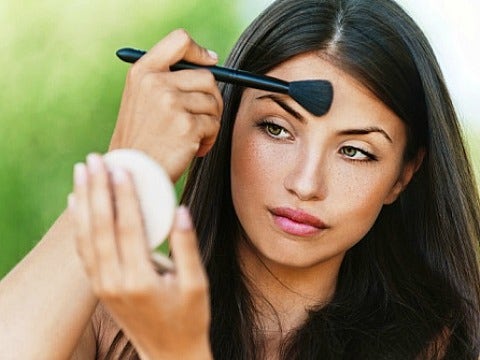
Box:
[1,0,479,278]
[0,0,246,277]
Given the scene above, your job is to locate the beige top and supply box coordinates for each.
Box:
[90,303,139,359]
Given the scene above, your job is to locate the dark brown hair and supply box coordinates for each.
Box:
[181,0,480,358]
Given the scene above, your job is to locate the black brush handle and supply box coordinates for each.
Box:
[116,48,289,94]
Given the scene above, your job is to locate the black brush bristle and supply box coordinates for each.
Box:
[289,80,333,116]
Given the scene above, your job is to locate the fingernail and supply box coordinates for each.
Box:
[74,163,87,185]
[86,153,103,174]
[207,49,218,61]
[175,206,192,231]
[112,166,127,184]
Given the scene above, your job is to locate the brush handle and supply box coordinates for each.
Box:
[116,47,289,94]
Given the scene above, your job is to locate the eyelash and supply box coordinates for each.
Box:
[255,119,378,162]
[255,119,292,140]
[339,146,378,162]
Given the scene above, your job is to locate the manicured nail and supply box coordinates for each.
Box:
[112,166,127,184]
[74,163,87,185]
[207,49,218,60]
[175,206,192,231]
[86,153,103,174]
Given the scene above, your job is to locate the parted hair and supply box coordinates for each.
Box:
[181,0,480,359]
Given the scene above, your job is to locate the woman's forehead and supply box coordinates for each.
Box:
[244,54,392,116]
[239,54,406,143]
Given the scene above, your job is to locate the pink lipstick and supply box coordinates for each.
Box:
[270,207,327,236]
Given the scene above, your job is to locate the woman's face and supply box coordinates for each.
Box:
[231,53,416,271]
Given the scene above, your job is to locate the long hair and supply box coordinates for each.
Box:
[182,0,480,358]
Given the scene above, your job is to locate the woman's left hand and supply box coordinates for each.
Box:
[69,153,212,360]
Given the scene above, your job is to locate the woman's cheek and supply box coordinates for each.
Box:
[232,135,286,198]
[328,166,397,239]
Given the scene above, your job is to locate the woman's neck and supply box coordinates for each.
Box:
[237,239,343,335]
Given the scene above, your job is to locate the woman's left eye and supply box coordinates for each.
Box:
[339,146,376,161]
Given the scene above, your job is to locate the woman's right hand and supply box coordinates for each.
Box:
[109,29,223,181]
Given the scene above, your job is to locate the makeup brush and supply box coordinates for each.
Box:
[116,47,333,116]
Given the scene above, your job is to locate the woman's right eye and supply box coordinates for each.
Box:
[256,120,292,140]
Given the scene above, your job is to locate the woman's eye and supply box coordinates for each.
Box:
[340,146,376,161]
[257,121,292,140]
[266,123,283,136]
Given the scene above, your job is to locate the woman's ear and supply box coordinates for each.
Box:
[384,148,425,205]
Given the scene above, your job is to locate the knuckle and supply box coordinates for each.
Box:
[198,69,216,85]
[92,218,111,238]
[95,277,131,301]
[126,63,146,82]
[211,98,222,115]
[173,28,191,46]
[92,203,110,222]
[96,286,119,300]
[207,92,216,104]
[217,94,224,113]
[116,218,138,240]
[206,116,220,134]
[139,72,158,90]
[93,279,118,299]
[97,247,118,267]
[178,113,196,133]
[201,115,218,132]
[159,90,179,109]
[124,278,155,299]
[212,117,221,131]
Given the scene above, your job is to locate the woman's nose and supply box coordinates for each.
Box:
[283,148,328,201]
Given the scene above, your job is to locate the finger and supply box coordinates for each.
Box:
[196,137,219,157]
[169,206,207,289]
[194,113,221,157]
[73,163,96,277]
[175,92,220,117]
[140,29,218,72]
[112,167,153,279]
[167,70,223,116]
[86,154,122,287]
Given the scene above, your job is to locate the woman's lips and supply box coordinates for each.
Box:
[270,207,328,236]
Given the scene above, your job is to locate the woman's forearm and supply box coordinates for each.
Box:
[0,210,98,359]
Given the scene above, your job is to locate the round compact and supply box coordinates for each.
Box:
[103,149,176,271]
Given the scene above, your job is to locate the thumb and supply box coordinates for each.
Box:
[169,206,206,287]
[140,29,218,72]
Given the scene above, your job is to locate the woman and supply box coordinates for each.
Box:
[1,0,479,359]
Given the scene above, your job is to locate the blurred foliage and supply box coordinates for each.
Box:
[1,1,479,278]
[0,0,243,277]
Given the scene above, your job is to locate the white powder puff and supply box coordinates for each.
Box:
[103,149,176,271]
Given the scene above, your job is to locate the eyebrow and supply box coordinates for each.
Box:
[255,94,305,122]
[337,127,393,143]
[256,94,392,143]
